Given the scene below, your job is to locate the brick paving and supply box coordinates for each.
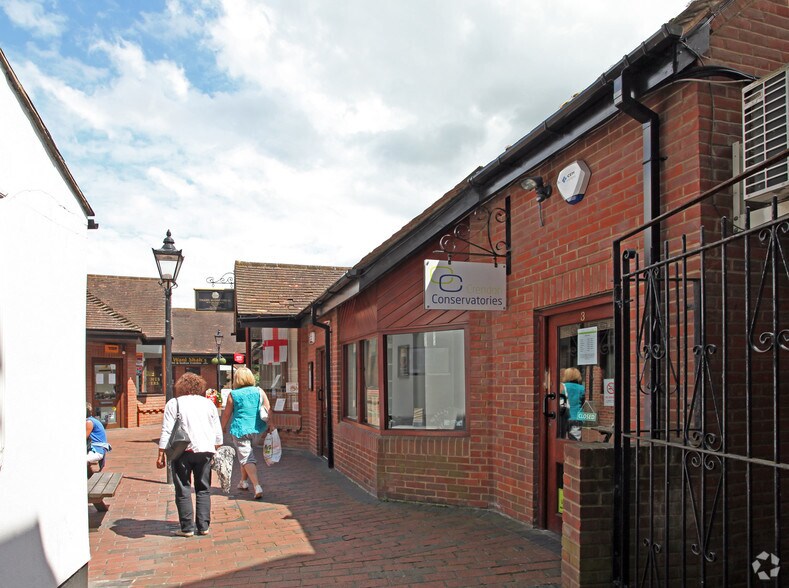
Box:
[88,426,560,587]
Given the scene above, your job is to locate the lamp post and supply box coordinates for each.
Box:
[152,229,184,483]
[213,329,224,391]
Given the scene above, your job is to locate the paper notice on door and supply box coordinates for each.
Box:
[577,326,598,365]
[108,373,116,385]
[96,373,104,385]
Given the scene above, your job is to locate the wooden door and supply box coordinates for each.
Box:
[543,301,612,532]
[92,360,123,428]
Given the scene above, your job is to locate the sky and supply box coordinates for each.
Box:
[1,0,691,308]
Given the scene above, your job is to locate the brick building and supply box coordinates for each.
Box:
[87,275,244,427]
[233,261,349,449]
[237,0,788,584]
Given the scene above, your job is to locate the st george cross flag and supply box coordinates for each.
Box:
[261,328,288,365]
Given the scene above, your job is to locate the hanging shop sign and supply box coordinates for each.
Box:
[423,260,506,311]
[234,353,246,364]
[195,289,234,311]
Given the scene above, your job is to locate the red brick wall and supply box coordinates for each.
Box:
[298,0,789,535]
[562,444,614,588]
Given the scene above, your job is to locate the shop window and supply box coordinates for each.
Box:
[143,358,163,395]
[361,338,379,428]
[344,343,358,419]
[386,329,466,430]
[252,327,300,412]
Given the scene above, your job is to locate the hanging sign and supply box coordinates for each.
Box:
[577,400,598,426]
[424,260,506,311]
[195,289,234,311]
[234,353,246,364]
[577,326,598,365]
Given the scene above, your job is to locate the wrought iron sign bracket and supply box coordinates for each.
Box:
[435,196,511,275]
[206,272,235,287]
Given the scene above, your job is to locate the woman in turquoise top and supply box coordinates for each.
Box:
[560,367,585,441]
[220,366,270,499]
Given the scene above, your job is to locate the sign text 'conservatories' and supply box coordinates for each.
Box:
[423,259,507,311]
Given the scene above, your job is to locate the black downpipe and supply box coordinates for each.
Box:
[613,74,661,266]
[311,306,333,468]
[613,74,662,583]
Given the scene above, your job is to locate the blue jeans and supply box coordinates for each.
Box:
[172,451,213,533]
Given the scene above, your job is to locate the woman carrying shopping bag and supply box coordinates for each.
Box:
[220,367,270,499]
[157,373,223,537]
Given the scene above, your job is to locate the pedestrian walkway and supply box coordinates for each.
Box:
[89,426,561,587]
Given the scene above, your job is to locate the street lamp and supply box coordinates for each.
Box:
[153,230,184,483]
[212,329,225,390]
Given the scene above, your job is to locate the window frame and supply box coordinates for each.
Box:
[343,342,358,420]
[383,327,468,435]
[340,326,469,436]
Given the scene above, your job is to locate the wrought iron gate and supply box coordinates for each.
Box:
[613,152,789,586]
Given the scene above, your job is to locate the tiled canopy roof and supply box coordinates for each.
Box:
[234,261,348,317]
[172,308,246,354]
[86,292,141,333]
[87,275,165,339]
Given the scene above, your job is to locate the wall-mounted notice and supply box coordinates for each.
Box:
[603,378,615,407]
[577,326,598,365]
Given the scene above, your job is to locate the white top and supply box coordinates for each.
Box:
[158,395,223,453]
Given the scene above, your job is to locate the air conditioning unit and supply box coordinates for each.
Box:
[742,63,789,202]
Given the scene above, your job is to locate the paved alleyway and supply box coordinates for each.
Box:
[89,426,561,587]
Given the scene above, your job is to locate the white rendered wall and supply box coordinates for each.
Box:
[0,68,91,586]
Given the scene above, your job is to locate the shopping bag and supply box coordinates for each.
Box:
[262,429,282,466]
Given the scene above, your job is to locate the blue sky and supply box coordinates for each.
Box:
[1,0,691,307]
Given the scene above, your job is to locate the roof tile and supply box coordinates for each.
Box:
[234,262,348,317]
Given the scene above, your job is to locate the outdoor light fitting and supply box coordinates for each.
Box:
[152,229,184,286]
[520,176,552,203]
[214,329,224,347]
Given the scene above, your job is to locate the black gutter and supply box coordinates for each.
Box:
[236,316,302,329]
[311,306,333,468]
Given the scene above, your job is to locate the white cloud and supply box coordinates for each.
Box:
[0,0,66,38]
[2,0,692,307]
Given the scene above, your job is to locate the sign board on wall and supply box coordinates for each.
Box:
[424,260,506,311]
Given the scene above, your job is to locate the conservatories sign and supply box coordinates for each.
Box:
[424,260,506,311]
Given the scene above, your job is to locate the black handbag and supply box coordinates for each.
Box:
[164,399,191,461]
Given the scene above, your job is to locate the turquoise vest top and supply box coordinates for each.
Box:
[229,386,267,437]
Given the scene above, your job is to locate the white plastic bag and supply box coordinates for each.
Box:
[262,429,282,466]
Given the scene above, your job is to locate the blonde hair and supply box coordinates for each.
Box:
[233,366,256,389]
[561,367,583,384]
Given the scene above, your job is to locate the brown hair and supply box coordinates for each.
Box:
[174,372,207,397]
[561,367,583,384]
[233,366,256,389]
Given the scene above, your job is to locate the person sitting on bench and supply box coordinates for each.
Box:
[87,403,111,473]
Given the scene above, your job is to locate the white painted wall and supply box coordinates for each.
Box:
[0,64,91,586]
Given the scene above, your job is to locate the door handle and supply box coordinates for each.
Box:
[544,392,556,419]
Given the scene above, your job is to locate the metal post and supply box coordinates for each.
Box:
[216,342,221,391]
[164,284,173,483]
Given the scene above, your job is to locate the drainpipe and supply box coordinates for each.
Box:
[613,73,660,267]
[311,306,333,468]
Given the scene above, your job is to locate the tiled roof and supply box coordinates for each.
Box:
[87,275,166,339]
[86,292,141,333]
[234,261,349,317]
[172,309,246,354]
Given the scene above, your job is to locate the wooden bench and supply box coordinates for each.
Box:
[88,472,123,512]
